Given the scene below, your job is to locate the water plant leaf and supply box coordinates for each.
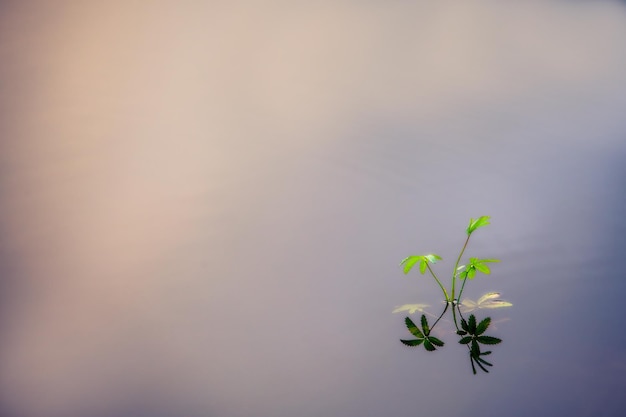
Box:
[429,336,444,347]
[460,258,501,280]
[400,254,442,275]
[480,300,513,309]
[460,293,513,313]
[468,315,477,334]
[405,317,424,338]
[476,317,491,336]
[423,254,442,263]
[421,315,430,335]
[476,335,502,345]
[400,339,424,347]
[423,339,436,351]
[477,292,501,304]
[467,216,491,235]
[474,357,490,373]
[459,336,472,345]
[476,356,493,367]
[392,304,429,314]
[473,262,491,274]
[461,318,469,332]
[471,340,480,356]
[400,256,420,274]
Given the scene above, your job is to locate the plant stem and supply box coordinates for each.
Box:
[451,303,460,331]
[430,303,449,330]
[426,263,450,301]
[457,276,469,303]
[451,234,471,301]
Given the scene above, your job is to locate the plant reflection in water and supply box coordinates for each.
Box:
[395,298,511,374]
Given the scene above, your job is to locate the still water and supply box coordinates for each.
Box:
[1,2,626,416]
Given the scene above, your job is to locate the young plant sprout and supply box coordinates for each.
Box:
[400,216,500,304]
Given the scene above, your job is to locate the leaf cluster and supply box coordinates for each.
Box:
[400,254,442,275]
[400,315,445,351]
[457,258,500,280]
[456,314,502,374]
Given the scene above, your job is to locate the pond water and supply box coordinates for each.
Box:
[2,2,626,417]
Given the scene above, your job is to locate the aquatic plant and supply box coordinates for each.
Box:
[396,216,507,374]
[400,216,499,304]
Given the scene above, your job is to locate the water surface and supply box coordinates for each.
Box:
[1,2,626,416]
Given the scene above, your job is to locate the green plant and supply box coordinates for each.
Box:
[400,216,500,304]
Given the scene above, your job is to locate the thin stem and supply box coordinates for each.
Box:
[426,263,450,301]
[457,275,469,303]
[451,303,460,331]
[451,234,471,301]
[429,303,449,331]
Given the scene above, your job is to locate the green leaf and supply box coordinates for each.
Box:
[421,315,430,335]
[466,268,476,279]
[400,256,420,274]
[470,357,477,374]
[400,254,442,275]
[423,339,436,351]
[467,216,491,235]
[475,358,490,373]
[424,254,442,263]
[461,318,469,332]
[459,336,472,345]
[468,315,477,334]
[476,335,502,345]
[456,330,468,336]
[476,356,493,367]
[400,339,423,347]
[476,317,491,336]
[473,262,491,274]
[405,317,424,338]
[471,340,480,356]
[428,336,444,347]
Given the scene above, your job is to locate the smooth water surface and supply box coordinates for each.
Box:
[2,2,626,416]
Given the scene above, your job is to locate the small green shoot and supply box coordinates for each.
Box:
[467,216,491,235]
[399,216,500,303]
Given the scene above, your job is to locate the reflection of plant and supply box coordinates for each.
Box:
[456,314,502,374]
[400,216,499,304]
[400,315,445,351]
[392,304,429,314]
[459,292,513,313]
[396,302,506,375]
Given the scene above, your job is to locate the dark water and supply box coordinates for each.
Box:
[1,2,626,417]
